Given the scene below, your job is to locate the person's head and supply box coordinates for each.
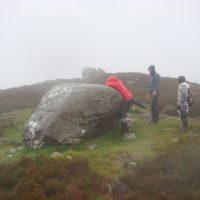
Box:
[177,76,186,83]
[148,65,156,76]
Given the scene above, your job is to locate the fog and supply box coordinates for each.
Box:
[0,0,200,89]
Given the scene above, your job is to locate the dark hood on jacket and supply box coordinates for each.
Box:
[148,65,156,76]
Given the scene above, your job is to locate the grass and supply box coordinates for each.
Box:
[1,108,199,177]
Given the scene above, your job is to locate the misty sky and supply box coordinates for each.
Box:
[0,0,200,89]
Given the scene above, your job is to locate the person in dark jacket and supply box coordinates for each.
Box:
[105,75,146,135]
[147,65,160,124]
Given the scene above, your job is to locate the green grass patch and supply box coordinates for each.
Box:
[0,108,200,178]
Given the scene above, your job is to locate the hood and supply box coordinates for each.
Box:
[148,65,156,76]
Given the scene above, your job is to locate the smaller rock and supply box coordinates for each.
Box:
[123,133,136,140]
[17,146,23,151]
[66,155,72,160]
[172,138,179,143]
[51,152,63,158]
[129,161,137,167]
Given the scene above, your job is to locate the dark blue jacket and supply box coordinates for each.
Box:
[149,73,160,94]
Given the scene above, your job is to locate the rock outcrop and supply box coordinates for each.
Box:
[81,67,106,79]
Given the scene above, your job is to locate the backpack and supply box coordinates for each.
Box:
[187,88,193,106]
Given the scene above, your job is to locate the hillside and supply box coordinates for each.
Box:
[0,72,200,117]
[0,108,200,200]
[0,72,200,199]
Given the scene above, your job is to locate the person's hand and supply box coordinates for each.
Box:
[152,91,157,96]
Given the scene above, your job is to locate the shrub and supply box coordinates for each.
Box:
[0,156,109,200]
[119,141,200,200]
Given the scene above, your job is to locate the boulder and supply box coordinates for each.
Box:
[24,83,122,148]
[81,67,106,79]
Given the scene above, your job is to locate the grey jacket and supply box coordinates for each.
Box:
[177,82,189,113]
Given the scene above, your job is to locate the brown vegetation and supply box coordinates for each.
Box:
[0,157,110,200]
[118,140,200,200]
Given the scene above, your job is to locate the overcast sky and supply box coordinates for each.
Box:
[0,0,200,89]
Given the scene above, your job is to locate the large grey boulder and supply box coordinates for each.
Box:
[24,83,122,148]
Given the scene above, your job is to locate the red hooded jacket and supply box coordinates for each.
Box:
[105,75,133,101]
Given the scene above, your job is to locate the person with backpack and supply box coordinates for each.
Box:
[177,76,190,131]
[147,65,160,124]
[105,75,146,135]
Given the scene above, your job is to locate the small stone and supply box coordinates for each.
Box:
[172,138,179,143]
[130,162,137,167]
[86,144,97,150]
[51,152,63,158]
[17,146,23,151]
[123,133,136,140]
[66,155,72,160]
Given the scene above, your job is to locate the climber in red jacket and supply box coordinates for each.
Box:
[105,75,146,134]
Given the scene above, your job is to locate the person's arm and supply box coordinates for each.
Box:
[132,98,147,109]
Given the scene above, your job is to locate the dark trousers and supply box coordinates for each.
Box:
[151,95,159,122]
[119,99,133,132]
[180,110,188,130]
